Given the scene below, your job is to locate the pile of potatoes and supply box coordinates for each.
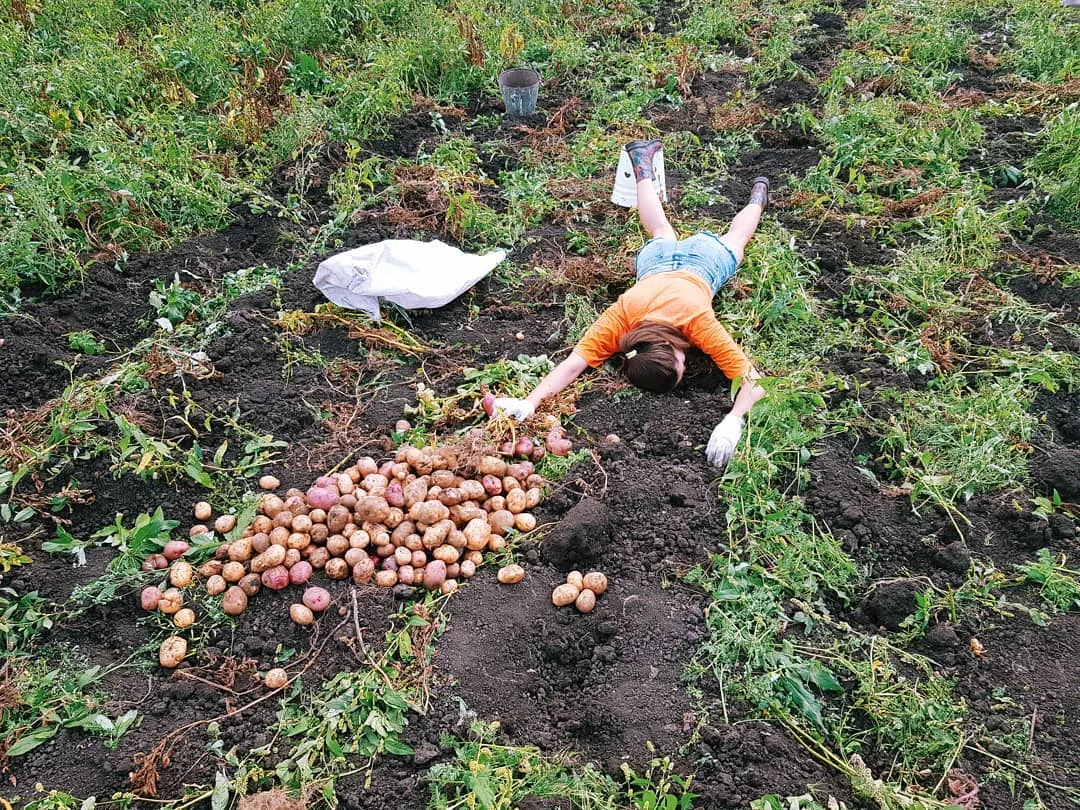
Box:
[552,570,608,614]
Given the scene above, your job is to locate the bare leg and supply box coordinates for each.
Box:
[636,178,677,241]
[718,177,769,263]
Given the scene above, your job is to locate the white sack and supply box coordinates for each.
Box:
[313,239,506,321]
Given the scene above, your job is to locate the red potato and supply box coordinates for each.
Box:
[482,475,502,496]
[306,486,339,511]
[261,565,290,590]
[289,561,313,585]
[481,393,496,417]
[423,560,447,590]
[514,436,534,458]
[303,586,331,612]
[546,426,572,456]
[385,480,405,508]
[163,540,189,561]
[140,586,163,611]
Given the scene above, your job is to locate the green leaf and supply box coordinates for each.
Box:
[211,770,230,810]
[383,737,414,756]
[7,725,58,757]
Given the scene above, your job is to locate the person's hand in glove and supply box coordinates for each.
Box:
[492,397,535,422]
[706,413,744,468]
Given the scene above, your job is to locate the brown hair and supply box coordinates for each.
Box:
[618,321,691,393]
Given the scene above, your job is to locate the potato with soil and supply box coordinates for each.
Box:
[222,586,248,616]
[552,583,579,607]
[497,564,525,584]
[264,668,288,689]
[159,636,188,669]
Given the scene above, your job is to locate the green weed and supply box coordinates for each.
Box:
[1014,549,1080,613]
[428,720,620,810]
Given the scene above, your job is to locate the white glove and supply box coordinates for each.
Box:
[706,413,744,468]
[492,397,535,422]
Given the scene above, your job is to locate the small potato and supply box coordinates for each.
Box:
[478,455,507,477]
[308,508,327,525]
[140,586,163,611]
[446,562,460,579]
[159,636,187,668]
[552,583,579,607]
[309,525,329,545]
[352,557,375,584]
[440,579,458,595]
[252,515,273,535]
[413,500,450,527]
[284,495,310,516]
[463,518,491,551]
[261,565,290,591]
[198,560,223,579]
[460,559,477,578]
[222,561,246,582]
[394,546,412,566]
[374,570,398,588]
[251,532,271,554]
[411,550,427,568]
[340,493,357,510]
[482,475,502,496]
[464,549,484,567]
[459,480,486,501]
[344,547,367,567]
[524,487,542,509]
[433,544,460,564]
[262,494,285,517]
[287,532,310,551]
[497,564,525,584]
[283,548,302,568]
[488,510,515,536]
[582,572,608,595]
[575,588,596,613]
[447,529,467,549]
[264,667,288,689]
[505,489,527,514]
[303,586,331,612]
[487,535,506,553]
[326,534,349,557]
[325,558,350,580]
[164,540,190,560]
[169,560,194,588]
[269,526,290,547]
[355,495,391,524]
[485,496,506,513]
[326,504,351,534]
[514,513,536,533]
[273,510,294,530]
[502,475,522,492]
[239,573,262,597]
[566,571,584,589]
[289,561,313,585]
[290,603,315,626]
[214,514,237,534]
[205,575,227,596]
[251,544,286,573]
[221,585,248,615]
[173,607,196,628]
[424,560,447,590]
[397,565,416,585]
[308,547,330,569]
[159,588,184,614]
[291,514,312,534]
[194,501,213,521]
[228,538,253,562]
[259,475,281,491]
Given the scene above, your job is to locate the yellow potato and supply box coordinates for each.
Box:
[566,570,584,589]
[552,583,579,607]
[497,564,525,584]
[582,572,608,595]
[159,636,188,668]
[575,588,596,613]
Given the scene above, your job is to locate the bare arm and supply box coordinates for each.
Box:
[729,367,766,419]
[526,352,589,408]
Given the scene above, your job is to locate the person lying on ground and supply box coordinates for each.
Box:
[490,138,770,469]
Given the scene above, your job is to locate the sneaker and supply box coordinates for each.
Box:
[625,139,663,181]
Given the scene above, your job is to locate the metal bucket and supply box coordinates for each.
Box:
[498,68,541,116]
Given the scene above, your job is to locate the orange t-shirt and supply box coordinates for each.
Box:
[573,271,751,380]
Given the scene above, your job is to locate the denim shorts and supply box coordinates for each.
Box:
[634,231,739,296]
